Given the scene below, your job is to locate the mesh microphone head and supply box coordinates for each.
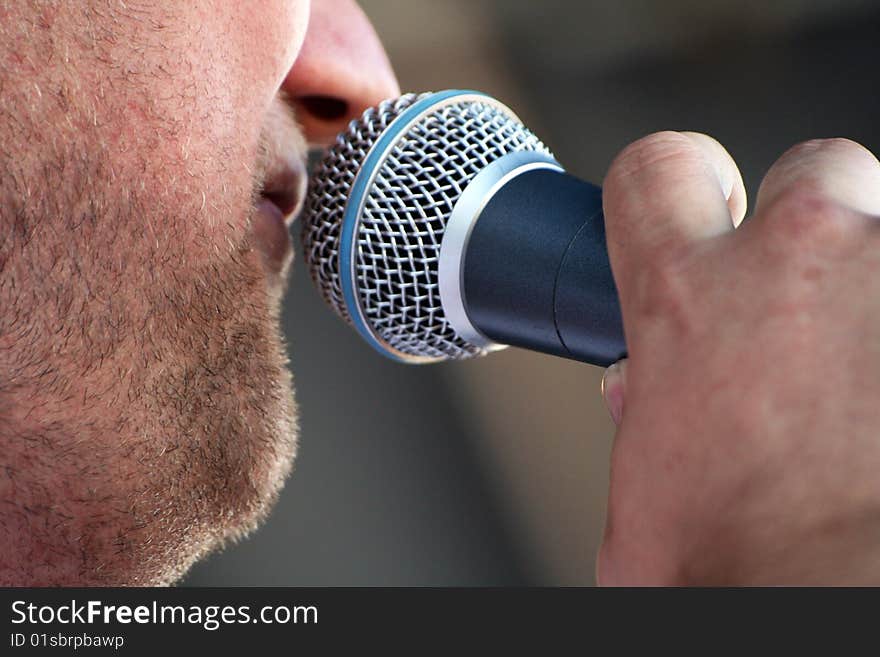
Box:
[301,90,554,363]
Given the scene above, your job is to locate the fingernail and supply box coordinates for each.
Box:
[601,362,626,425]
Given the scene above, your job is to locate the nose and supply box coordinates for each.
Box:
[283,0,401,146]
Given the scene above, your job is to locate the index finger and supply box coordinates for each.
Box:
[603,131,745,317]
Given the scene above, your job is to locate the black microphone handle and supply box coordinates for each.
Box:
[462,168,627,367]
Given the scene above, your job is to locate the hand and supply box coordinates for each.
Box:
[597,133,880,585]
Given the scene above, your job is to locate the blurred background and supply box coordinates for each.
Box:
[185,0,880,586]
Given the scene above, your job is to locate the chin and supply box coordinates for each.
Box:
[0,278,299,587]
[134,340,300,586]
[119,264,300,586]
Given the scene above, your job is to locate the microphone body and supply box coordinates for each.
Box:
[461,167,625,366]
[301,90,627,367]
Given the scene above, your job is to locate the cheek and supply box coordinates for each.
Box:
[96,1,311,245]
[170,2,310,192]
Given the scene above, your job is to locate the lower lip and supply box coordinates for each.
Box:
[252,199,293,272]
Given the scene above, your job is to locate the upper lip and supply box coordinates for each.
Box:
[258,97,310,224]
[260,154,308,223]
[248,98,311,282]
[252,154,306,280]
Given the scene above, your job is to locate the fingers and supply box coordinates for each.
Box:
[601,358,628,425]
[755,138,880,216]
[680,132,747,226]
[603,131,746,310]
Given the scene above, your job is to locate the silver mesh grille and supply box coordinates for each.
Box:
[302,93,428,324]
[301,92,553,361]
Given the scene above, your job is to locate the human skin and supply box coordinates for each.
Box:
[598,133,880,585]
[7,1,877,591]
[0,0,398,586]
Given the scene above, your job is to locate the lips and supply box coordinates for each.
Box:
[261,154,308,220]
[250,99,310,278]
[252,197,295,273]
[251,161,306,277]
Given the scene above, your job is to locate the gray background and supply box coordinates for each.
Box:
[185,0,880,586]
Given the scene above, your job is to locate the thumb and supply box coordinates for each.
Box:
[601,358,628,426]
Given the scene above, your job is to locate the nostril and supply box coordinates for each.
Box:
[297,95,350,122]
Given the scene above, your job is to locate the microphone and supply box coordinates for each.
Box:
[301,90,626,367]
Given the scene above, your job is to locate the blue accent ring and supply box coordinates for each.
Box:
[338,89,489,362]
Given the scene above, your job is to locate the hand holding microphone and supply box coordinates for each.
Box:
[599,134,880,585]
[299,91,744,371]
[303,91,880,585]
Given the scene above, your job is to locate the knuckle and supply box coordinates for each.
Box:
[781,137,876,165]
[606,131,699,188]
[604,131,709,227]
[760,185,860,251]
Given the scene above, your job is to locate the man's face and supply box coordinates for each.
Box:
[0,0,398,585]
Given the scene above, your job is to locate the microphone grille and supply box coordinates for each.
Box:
[302,93,429,326]
[302,91,552,362]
